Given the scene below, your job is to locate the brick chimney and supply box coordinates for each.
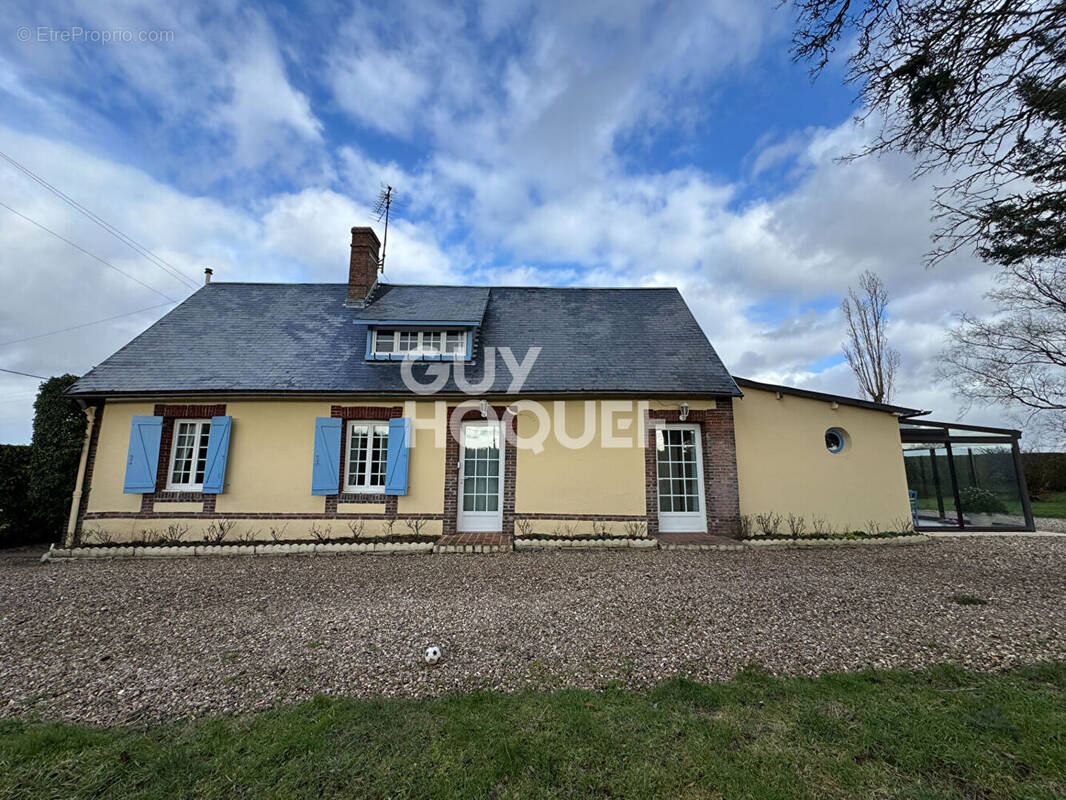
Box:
[348,226,381,304]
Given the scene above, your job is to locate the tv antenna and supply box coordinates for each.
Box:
[373,185,393,274]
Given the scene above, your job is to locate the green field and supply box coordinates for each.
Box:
[3,663,1065,799]
[1030,492,1066,519]
[916,491,1066,520]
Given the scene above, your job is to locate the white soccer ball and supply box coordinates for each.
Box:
[424,646,441,664]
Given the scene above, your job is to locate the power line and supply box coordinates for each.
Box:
[0,150,201,290]
[0,301,177,347]
[0,200,179,302]
[0,367,48,379]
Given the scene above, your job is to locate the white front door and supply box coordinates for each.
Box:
[655,424,707,533]
[458,421,505,532]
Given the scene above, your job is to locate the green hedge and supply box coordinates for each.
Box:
[0,375,87,548]
[1021,452,1066,494]
[0,444,32,546]
[27,375,87,544]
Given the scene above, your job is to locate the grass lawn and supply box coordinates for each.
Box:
[3,664,1065,799]
[1029,491,1066,519]
[917,490,1066,520]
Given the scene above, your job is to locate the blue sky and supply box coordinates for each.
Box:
[0,0,1010,443]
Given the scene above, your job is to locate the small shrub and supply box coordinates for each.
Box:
[810,516,833,536]
[162,523,190,545]
[346,519,365,539]
[515,519,534,537]
[951,593,989,606]
[755,512,782,536]
[865,520,882,537]
[786,514,806,540]
[591,521,613,538]
[237,527,260,544]
[83,526,112,546]
[136,528,161,545]
[405,518,427,536]
[268,523,289,543]
[309,522,332,542]
[553,521,577,537]
[381,519,395,537]
[892,516,915,535]
[959,486,1008,514]
[622,520,647,538]
[735,515,753,540]
[203,520,235,544]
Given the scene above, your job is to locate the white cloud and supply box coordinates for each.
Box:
[212,34,323,169]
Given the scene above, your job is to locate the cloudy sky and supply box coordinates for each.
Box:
[0,0,1011,444]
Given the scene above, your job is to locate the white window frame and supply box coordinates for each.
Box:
[371,329,467,358]
[166,418,212,492]
[343,421,390,493]
[655,423,707,533]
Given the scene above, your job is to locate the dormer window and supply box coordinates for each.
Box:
[370,329,468,359]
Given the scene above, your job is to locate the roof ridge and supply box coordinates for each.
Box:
[204,282,682,292]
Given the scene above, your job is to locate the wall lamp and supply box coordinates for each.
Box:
[679,402,689,421]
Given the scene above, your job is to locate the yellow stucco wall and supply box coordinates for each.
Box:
[82,392,910,539]
[83,396,718,523]
[732,387,911,531]
[398,412,445,514]
[86,400,154,513]
[214,400,333,514]
[514,400,645,515]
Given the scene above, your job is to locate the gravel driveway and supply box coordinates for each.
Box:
[2,537,1064,725]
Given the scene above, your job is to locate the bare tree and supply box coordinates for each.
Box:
[940,259,1066,415]
[842,271,900,404]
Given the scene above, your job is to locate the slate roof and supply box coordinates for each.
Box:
[68,283,740,397]
[355,284,490,323]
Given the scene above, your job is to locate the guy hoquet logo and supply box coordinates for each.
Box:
[396,344,664,453]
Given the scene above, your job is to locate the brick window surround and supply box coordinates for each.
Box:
[644,401,740,538]
[139,404,227,514]
[325,406,402,515]
[442,405,517,536]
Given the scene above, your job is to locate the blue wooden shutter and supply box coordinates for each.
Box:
[384,417,411,496]
[201,416,232,494]
[311,417,342,495]
[123,415,163,493]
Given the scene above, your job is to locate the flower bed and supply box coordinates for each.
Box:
[745,533,927,548]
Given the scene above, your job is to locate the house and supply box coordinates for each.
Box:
[62,226,1034,549]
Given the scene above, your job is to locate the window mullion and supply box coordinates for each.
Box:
[362,428,373,489]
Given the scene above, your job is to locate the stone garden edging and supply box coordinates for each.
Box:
[513,537,657,551]
[41,534,930,561]
[42,540,435,561]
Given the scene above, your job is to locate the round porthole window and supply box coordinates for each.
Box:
[825,428,847,454]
